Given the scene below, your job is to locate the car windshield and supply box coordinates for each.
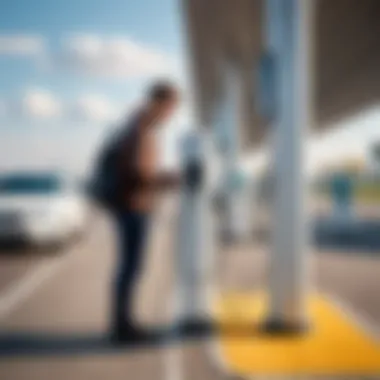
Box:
[0,174,63,195]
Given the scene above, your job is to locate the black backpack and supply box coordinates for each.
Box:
[90,124,139,210]
[89,130,120,209]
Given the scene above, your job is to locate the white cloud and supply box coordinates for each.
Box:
[0,33,181,82]
[20,89,61,120]
[55,34,176,79]
[2,90,121,124]
[70,94,118,123]
[0,35,45,56]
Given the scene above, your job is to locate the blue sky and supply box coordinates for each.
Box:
[0,0,379,177]
[0,0,184,94]
[0,0,188,175]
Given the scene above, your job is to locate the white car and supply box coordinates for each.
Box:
[0,172,89,246]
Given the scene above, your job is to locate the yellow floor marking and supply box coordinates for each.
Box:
[215,292,380,376]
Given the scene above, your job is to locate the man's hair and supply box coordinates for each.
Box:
[148,80,178,103]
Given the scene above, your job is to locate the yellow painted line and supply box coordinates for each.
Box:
[215,292,380,376]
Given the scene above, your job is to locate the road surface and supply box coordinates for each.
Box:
[0,199,380,379]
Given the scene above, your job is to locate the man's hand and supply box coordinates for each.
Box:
[155,171,182,192]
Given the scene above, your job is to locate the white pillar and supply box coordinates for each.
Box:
[264,0,314,331]
[175,132,216,330]
[215,63,251,242]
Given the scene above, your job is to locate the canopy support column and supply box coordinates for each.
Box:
[263,0,314,332]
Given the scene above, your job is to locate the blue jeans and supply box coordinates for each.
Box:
[112,210,150,329]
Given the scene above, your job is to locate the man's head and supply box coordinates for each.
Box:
[145,80,179,125]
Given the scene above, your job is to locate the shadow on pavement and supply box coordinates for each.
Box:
[0,323,216,357]
[0,332,119,357]
[0,331,174,357]
[0,320,318,358]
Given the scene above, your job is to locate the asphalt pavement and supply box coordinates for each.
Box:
[0,199,379,380]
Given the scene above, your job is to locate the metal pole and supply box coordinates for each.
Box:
[263,0,314,332]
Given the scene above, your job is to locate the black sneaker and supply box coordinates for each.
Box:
[111,323,151,344]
